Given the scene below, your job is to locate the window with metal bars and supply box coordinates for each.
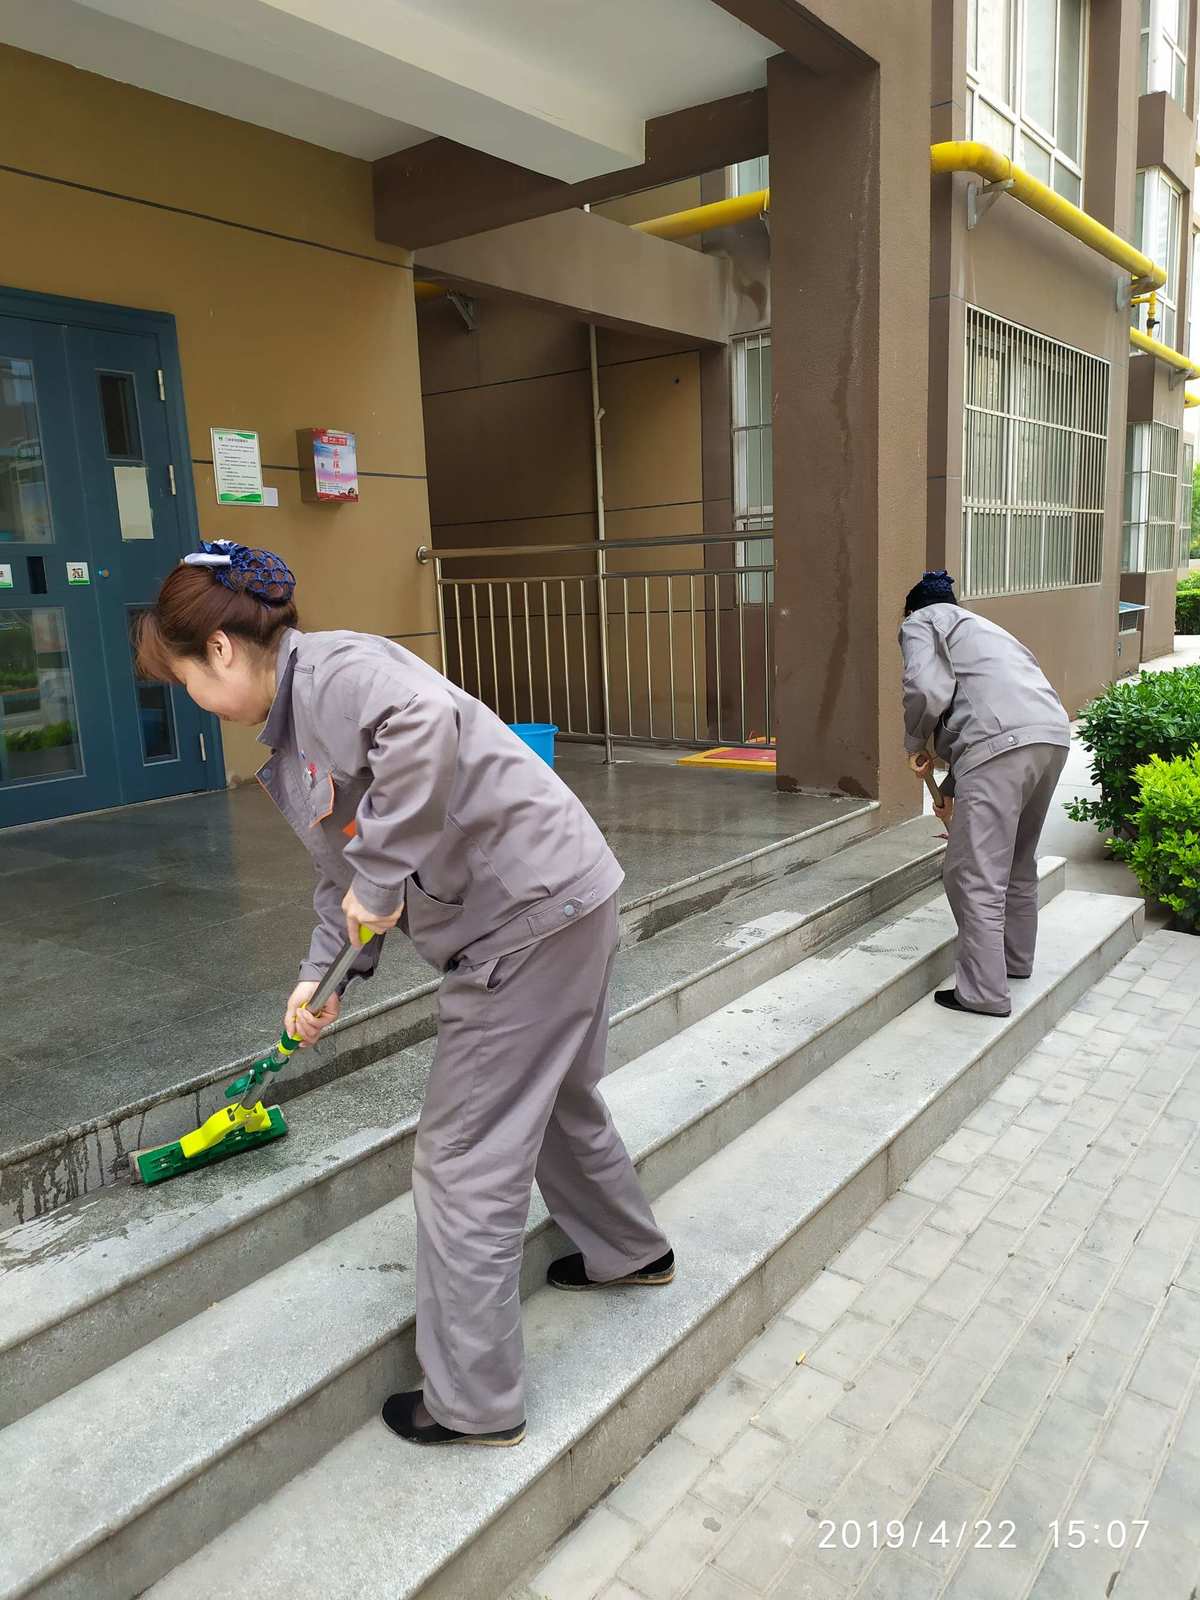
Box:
[1178,439,1194,569]
[1123,421,1181,573]
[732,330,773,603]
[963,307,1109,598]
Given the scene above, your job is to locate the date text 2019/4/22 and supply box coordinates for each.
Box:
[815,1520,1151,1552]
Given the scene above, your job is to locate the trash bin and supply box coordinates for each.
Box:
[508,722,557,767]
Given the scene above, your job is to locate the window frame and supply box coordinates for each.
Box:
[1141,0,1189,104]
[1123,419,1182,573]
[731,329,774,605]
[962,306,1110,599]
[1178,437,1194,568]
[1134,168,1184,349]
[966,0,1089,203]
[729,156,769,198]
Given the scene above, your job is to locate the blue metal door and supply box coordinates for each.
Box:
[0,291,221,827]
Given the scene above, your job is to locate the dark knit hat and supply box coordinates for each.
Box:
[904,570,957,615]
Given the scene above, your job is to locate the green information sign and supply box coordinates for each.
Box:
[211,428,265,506]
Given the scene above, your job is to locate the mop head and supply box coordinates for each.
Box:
[130,1106,289,1186]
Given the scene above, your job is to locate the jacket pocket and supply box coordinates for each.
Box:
[306,769,336,828]
[405,874,466,968]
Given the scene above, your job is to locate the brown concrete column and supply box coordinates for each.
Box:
[769,27,930,816]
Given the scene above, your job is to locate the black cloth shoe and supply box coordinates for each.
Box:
[935,989,1010,1018]
[548,1247,676,1291]
[380,1390,525,1447]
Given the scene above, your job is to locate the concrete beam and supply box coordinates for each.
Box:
[74,0,644,180]
[415,208,735,345]
[709,0,869,72]
[374,90,768,250]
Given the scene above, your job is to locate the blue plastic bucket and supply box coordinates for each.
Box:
[508,722,557,767]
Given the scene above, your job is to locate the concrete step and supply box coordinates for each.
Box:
[1,802,877,1230]
[139,889,1143,1600]
[0,819,943,1426]
[0,873,1116,1600]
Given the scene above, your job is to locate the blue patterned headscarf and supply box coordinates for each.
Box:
[904,570,957,615]
[183,540,295,605]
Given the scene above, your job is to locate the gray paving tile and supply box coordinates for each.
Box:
[1056,1340,1133,1418]
[1100,1393,1176,1476]
[693,1427,788,1518]
[855,1411,951,1500]
[900,1472,987,1574]
[984,1351,1063,1423]
[713,1487,809,1593]
[608,1434,710,1530]
[773,1416,872,1508]
[1127,1331,1197,1411]
[1087,1292,1156,1359]
[619,1495,729,1600]
[940,1402,1026,1490]
[910,1354,990,1430]
[830,1360,917,1434]
[852,1268,929,1330]
[1019,1397,1105,1484]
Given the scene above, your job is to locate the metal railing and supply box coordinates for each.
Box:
[416,533,774,763]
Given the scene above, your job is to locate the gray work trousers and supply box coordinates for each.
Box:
[411,893,670,1433]
[943,742,1069,1016]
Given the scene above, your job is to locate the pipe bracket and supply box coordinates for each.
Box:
[447,292,479,333]
[966,177,1015,230]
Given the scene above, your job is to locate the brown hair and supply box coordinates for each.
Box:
[136,561,298,682]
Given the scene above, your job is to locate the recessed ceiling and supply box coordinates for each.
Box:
[0,0,775,175]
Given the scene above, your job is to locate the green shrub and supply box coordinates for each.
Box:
[1178,572,1200,635]
[1114,748,1200,931]
[4,721,74,753]
[1066,665,1200,838]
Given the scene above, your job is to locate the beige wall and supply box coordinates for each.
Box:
[0,44,434,780]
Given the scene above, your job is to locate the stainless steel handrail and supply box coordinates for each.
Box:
[416,531,747,563]
[417,533,775,759]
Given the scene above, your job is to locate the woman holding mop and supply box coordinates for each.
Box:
[138,540,673,1448]
[899,570,1071,1019]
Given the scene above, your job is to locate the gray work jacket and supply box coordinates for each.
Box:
[899,605,1070,795]
[256,629,623,983]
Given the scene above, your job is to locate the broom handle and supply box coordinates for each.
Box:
[301,927,377,1021]
[229,928,377,1109]
[921,768,943,806]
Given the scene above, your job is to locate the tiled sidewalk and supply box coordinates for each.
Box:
[516,930,1200,1600]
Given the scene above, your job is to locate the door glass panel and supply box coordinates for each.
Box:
[129,608,178,762]
[0,356,53,545]
[98,371,142,459]
[114,464,154,541]
[0,609,82,786]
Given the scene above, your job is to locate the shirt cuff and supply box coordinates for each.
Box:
[350,871,404,918]
[904,734,928,754]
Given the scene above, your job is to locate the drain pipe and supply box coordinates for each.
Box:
[589,321,615,764]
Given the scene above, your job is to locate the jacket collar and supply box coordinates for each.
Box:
[257,628,301,749]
